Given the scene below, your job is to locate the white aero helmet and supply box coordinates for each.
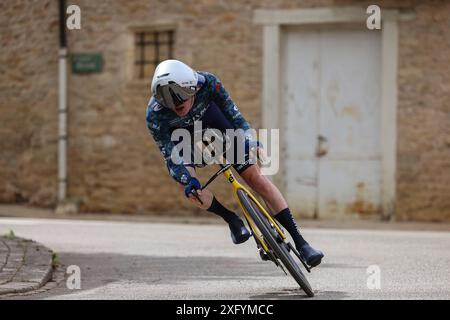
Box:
[151,59,204,110]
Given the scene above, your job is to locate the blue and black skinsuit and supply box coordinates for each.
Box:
[146,72,256,185]
[146,71,325,265]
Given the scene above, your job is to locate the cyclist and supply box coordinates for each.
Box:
[146,59,324,267]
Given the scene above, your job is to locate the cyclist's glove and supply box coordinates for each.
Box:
[184,177,202,198]
[244,137,263,153]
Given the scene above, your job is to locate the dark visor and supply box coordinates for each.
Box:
[155,83,196,110]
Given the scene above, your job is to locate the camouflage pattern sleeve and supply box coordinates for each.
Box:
[146,100,192,185]
[206,73,252,133]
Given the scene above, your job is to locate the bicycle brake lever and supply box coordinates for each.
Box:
[190,189,204,205]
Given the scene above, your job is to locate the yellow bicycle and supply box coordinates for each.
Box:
[191,163,315,297]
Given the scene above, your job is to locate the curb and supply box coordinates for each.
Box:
[0,235,53,296]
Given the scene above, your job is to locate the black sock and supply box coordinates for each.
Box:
[274,208,307,249]
[207,197,239,224]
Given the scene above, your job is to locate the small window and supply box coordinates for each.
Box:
[134,30,174,79]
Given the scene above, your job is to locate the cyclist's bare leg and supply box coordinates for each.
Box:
[240,164,324,265]
[239,165,287,216]
[262,199,276,215]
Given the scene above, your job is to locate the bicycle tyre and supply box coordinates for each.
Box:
[237,189,314,297]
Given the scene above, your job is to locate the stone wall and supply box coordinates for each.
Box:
[0,0,59,206]
[396,0,450,221]
[0,0,449,221]
[58,0,336,215]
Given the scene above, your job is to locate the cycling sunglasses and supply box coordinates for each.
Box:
[155,82,197,110]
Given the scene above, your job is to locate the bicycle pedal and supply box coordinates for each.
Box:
[258,248,270,261]
[287,242,311,273]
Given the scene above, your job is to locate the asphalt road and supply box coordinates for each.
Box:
[0,217,449,300]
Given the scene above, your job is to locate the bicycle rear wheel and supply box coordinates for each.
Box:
[237,189,314,297]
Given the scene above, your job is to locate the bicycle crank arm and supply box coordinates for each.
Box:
[264,249,287,275]
[262,248,288,275]
[287,242,311,273]
[277,258,288,276]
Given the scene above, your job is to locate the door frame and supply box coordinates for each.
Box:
[254,7,400,219]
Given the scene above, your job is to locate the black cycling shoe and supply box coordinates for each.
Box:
[258,248,270,261]
[229,218,251,244]
[298,243,324,267]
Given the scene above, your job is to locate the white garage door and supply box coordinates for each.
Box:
[282,26,382,219]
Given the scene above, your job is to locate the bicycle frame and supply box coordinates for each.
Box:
[192,138,286,253]
[221,167,286,253]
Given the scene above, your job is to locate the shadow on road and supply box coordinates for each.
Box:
[13,252,297,299]
[250,289,350,300]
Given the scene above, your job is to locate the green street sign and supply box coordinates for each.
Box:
[71,53,103,74]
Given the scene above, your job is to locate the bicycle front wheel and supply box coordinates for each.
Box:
[237,189,314,297]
